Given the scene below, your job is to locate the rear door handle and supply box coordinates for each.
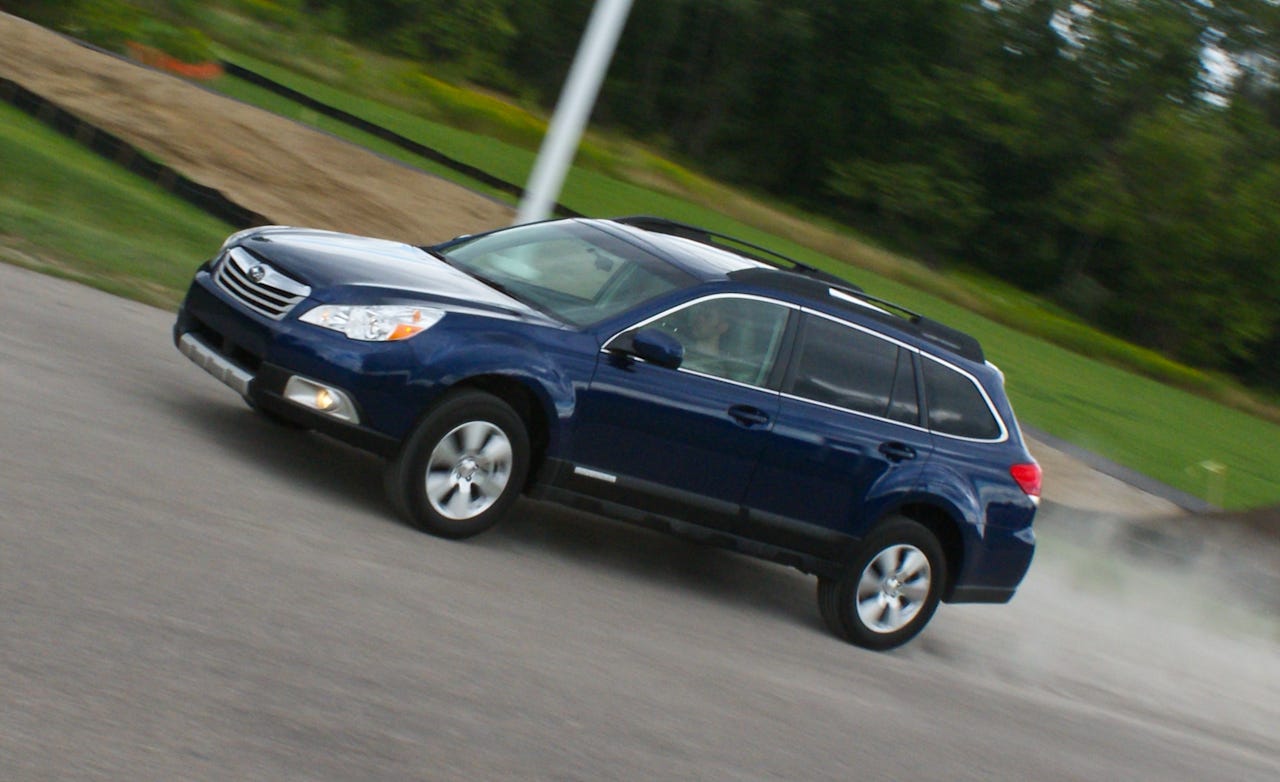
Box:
[878,442,917,462]
[728,405,771,428]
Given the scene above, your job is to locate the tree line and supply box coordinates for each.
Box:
[16,1,1280,390]
[332,0,1280,390]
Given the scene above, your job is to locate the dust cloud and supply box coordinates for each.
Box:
[929,501,1279,763]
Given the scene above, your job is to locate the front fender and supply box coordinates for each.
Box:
[398,318,596,455]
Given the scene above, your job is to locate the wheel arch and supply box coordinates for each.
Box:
[893,501,965,602]
[446,374,553,490]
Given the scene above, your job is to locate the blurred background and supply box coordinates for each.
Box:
[1,4,1278,780]
[4,0,1279,511]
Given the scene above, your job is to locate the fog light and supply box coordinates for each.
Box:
[282,376,359,424]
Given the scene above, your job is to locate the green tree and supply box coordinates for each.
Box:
[11,0,1280,387]
[333,0,515,79]
[1058,109,1277,367]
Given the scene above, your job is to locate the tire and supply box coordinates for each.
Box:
[386,390,530,539]
[817,576,851,642]
[819,517,946,651]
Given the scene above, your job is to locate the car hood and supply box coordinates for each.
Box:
[232,227,552,321]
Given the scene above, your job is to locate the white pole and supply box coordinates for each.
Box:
[515,0,635,225]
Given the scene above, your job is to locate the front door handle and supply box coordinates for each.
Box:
[728,404,771,428]
[878,442,917,462]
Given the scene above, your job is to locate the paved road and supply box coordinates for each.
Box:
[2,262,1277,781]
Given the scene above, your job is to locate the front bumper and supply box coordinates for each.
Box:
[172,270,432,456]
[177,331,252,397]
[946,523,1036,604]
[175,328,400,456]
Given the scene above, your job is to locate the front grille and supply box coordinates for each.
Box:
[214,246,311,320]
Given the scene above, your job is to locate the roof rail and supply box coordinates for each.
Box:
[832,283,985,362]
[835,287,985,362]
[614,216,984,362]
[731,267,986,363]
[613,215,861,291]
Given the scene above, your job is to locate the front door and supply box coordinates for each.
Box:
[569,296,794,528]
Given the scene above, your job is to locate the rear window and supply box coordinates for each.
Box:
[788,315,919,424]
[922,358,1002,440]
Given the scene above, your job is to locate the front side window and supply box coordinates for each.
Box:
[647,297,791,385]
[921,357,1002,440]
[788,314,919,424]
[442,222,694,326]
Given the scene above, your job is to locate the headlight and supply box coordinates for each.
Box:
[298,305,445,341]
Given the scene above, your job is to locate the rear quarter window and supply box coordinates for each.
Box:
[922,357,1002,440]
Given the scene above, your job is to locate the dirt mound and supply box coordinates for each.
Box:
[0,12,512,244]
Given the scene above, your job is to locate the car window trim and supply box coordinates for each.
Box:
[779,308,1009,442]
[601,293,799,392]
[918,353,1010,443]
[777,308,928,434]
[797,307,920,352]
[779,389,936,436]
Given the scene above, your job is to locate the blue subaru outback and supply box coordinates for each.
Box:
[174,216,1040,650]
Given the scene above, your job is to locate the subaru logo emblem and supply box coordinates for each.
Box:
[248,265,266,283]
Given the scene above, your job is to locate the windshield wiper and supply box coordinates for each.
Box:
[468,271,519,299]
[419,245,452,263]
[466,270,569,323]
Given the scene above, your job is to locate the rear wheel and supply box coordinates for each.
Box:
[386,390,530,539]
[818,517,946,651]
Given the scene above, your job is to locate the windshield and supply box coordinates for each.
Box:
[440,222,695,326]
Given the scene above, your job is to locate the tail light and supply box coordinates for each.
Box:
[1010,462,1042,503]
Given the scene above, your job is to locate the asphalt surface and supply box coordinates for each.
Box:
[2,262,1277,781]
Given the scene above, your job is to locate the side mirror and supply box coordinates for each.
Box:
[630,328,684,370]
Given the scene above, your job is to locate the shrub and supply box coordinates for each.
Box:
[136,18,215,63]
[59,0,144,51]
[225,0,304,28]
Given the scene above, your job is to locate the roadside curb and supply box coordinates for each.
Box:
[1024,425,1213,513]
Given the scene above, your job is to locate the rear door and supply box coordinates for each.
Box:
[742,311,933,551]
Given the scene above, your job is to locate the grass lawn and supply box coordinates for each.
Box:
[4,80,1278,509]
[0,102,231,307]
[211,52,772,225]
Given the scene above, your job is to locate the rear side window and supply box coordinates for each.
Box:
[788,315,919,424]
[922,358,1002,439]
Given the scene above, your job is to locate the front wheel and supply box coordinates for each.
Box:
[386,390,530,539]
[817,517,946,651]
